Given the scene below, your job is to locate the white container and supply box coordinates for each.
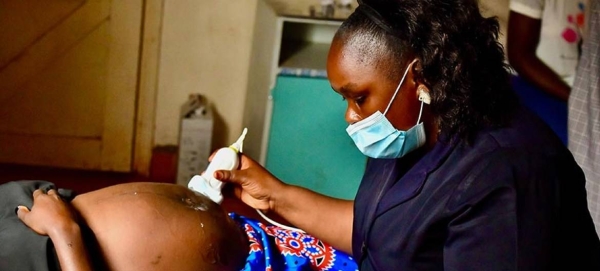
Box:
[176,94,213,187]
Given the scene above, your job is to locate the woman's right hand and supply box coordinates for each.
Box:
[213,154,286,212]
[17,189,78,237]
[18,189,94,271]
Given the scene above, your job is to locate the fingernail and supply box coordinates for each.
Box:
[214,171,222,179]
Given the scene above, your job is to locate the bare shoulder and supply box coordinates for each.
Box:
[71,182,248,271]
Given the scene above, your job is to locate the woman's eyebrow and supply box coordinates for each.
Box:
[338,82,359,94]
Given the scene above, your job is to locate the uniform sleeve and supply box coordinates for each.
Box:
[443,152,518,271]
[509,0,544,19]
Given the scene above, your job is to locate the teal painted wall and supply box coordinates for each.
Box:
[265,76,366,199]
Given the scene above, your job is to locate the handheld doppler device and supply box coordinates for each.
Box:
[188,128,247,204]
[187,128,303,232]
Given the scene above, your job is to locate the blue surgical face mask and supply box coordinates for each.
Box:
[346,60,426,159]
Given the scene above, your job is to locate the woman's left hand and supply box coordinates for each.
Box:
[17,189,78,236]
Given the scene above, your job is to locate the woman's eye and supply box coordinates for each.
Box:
[355,96,366,105]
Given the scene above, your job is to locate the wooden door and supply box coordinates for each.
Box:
[0,0,142,172]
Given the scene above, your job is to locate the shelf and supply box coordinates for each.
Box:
[277,18,341,78]
[264,1,356,21]
[279,42,330,78]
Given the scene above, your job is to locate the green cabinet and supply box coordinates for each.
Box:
[265,75,366,199]
[243,14,363,199]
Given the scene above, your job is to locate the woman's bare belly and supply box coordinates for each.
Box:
[71,182,248,271]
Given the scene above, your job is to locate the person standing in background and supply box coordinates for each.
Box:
[569,0,600,236]
[507,0,587,144]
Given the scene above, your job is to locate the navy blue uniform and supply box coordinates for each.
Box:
[353,108,600,270]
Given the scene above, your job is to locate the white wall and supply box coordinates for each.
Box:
[154,0,258,150]
[479,0,510,49]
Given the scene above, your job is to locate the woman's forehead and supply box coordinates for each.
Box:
[327,40,393,90]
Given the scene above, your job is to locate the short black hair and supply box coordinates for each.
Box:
[335,0,518,142]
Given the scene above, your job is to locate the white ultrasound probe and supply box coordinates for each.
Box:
[188,128,304,232]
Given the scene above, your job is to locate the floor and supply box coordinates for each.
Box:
[0,163,278,223]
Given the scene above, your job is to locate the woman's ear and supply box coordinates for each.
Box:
[409,59,430,104]
[411,58,423,77]
[409,58,426,88]
[417,85,431,104]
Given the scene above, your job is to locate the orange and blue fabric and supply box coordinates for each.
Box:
[229,213,358,271]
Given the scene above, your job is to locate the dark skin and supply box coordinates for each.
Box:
[214,35,439,254]
[17,189,92,271]
[327,39,439,150]
[507,11,571,101]
[17,183,248,271]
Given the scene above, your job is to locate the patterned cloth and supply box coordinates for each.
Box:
[568,0,600,236]
[229,213,358,271]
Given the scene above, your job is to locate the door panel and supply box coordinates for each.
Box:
[0,0,142,171]
[0,0,86,69]
[265,76,366,199]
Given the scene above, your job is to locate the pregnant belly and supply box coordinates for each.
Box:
[71,182,248,271]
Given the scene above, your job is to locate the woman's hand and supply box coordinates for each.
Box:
[214,154,355,252]
[17,189,78,236]
[213,154,287,212]
[17,189,93,271]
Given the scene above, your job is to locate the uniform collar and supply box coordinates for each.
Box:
[355,135,457,265]
[375,135,457,215]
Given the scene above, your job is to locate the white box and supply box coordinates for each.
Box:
[176,94,213,186]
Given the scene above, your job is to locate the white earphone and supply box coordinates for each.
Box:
[418,86,431,104]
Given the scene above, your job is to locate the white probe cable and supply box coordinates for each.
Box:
[256,209,305,233]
